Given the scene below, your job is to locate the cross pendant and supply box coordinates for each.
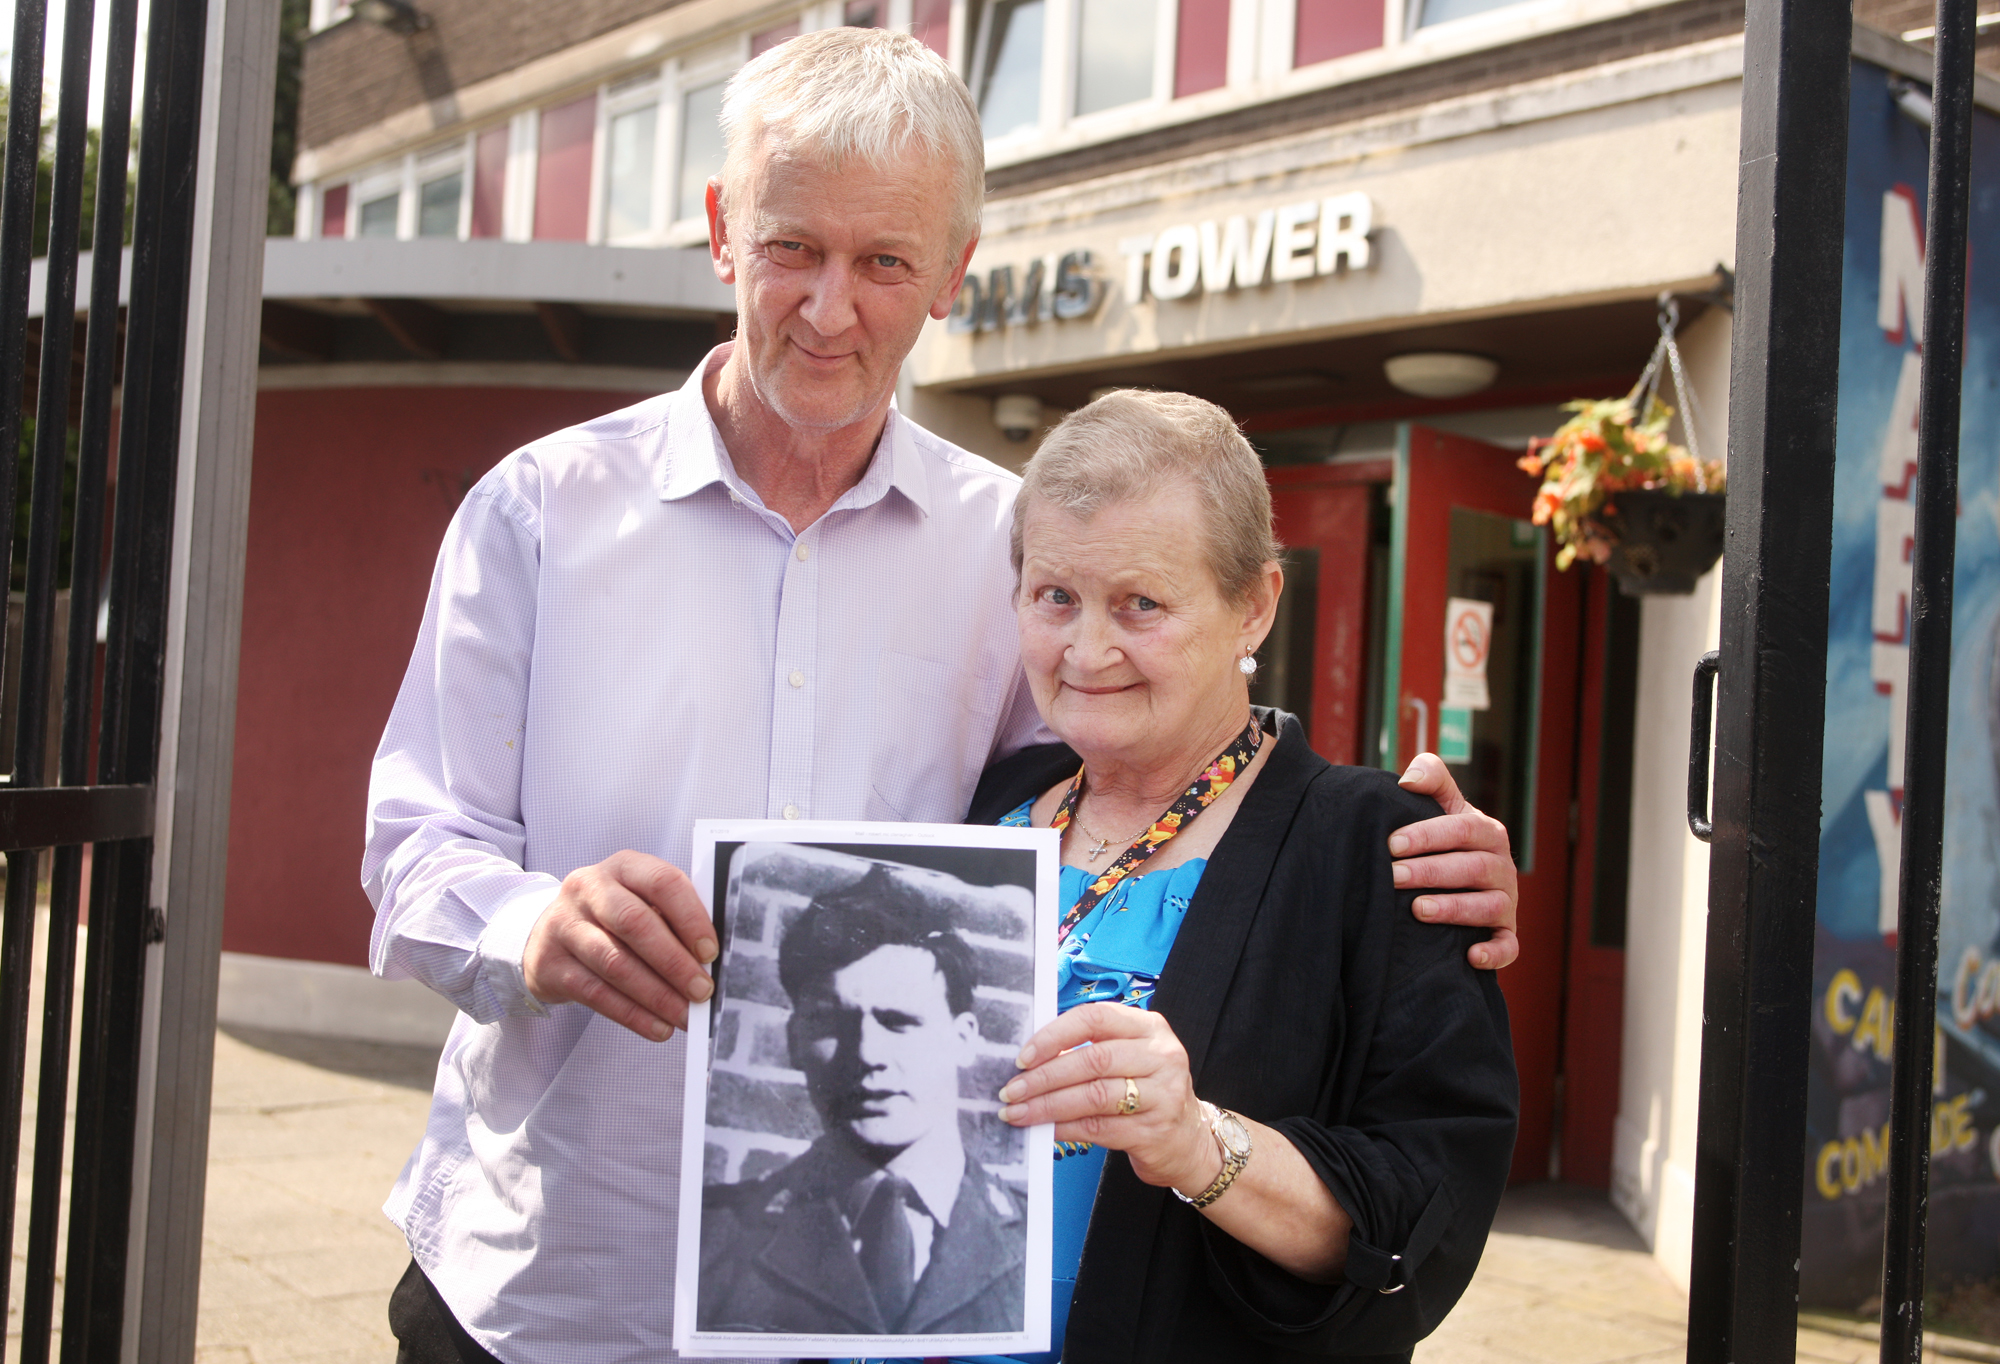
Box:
[1088,837,1109,859]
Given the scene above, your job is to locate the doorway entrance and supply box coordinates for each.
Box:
[1256,423,1629,1187]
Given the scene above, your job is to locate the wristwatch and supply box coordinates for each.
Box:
[1173,1100,1253,1209]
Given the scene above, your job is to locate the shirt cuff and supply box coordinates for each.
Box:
[473,879,563,1019]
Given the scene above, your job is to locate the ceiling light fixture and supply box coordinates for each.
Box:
[1383,352,1499,399]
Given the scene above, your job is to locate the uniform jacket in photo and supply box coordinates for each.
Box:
[966,709,1520,1364]
[697,1138,1028,1337]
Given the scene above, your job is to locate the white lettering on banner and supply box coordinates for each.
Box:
[1864,187,1936,936]
[1874,496,1917,643]
[1866,789,1903,937]
[1879,185,1927,347]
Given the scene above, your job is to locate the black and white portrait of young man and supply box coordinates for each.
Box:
[678,830,1055,1358]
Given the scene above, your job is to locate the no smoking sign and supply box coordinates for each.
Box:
[1443,597,1493,712]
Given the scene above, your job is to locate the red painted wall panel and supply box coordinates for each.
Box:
[319,183,348,239]
[1175,0,1231,97]
[1294,0,1383,67]
[534,94,597,242]
[911,0,952,55]
[751,19,801,56]
[225,385,654,966]
[471,125,509,239]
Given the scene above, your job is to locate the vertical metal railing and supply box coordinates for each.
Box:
[0,0,212,1350]
[1683,0,1851,1357]
[1877,0,1981,1355]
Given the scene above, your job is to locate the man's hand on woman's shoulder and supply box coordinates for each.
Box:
[1388,754,1519,971]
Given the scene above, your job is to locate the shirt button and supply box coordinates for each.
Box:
[782,803,800,820]
[795,542,811,562]
[789,669,806,688]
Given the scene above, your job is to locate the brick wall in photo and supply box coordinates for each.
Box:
[702,843,1035,1192]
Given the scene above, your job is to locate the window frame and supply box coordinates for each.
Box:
[350,163,405,239]
[596,69,667,246]
[413,141,470,240]
[974,0,1691,170]
[662,38,750,247]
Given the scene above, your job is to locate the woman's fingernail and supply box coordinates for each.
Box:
[1000,1104,1026,1123]
[1016,1044,1035,1068]
[696,938,719,965]
[652,1019,673,1041]
[687,976,713,1003]
[1388,833,1410,856]
[1401,760,1423,783]
[1392,863,1411,887]
[1415,897,1438,920]
[998,1080,1024,1103]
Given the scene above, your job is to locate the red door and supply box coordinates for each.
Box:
[1385,425,1585,1185]
[1265,462,1387,765]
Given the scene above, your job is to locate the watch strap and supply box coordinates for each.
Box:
[1172,1104,1251,1209]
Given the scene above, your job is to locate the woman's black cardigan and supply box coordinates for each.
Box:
[966,710,1519,1364]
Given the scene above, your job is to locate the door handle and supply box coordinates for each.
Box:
[1406,697,1429,759]
[1688,651,1719,843]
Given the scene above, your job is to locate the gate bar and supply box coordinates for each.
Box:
[1683,0,1851,1354]
[1878,0,1980,1353]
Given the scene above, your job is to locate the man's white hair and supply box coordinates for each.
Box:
[719,27,984,253]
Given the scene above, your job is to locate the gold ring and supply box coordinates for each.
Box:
[1117,1077,1140,1116]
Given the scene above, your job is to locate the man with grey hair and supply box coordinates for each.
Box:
[364,26,1519,1363]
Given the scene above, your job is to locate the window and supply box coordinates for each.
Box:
[677,79,728,225]
[536,94,598,241]
[418,172,462,236]
[1296,0,1383,63]
[470,126,508,238]
[972,0,1044,139]
[319,183,349,238]
[606,102,659,241]
[1075,0,1157,116]
[1410,0,1521,24]
[357,192,399,237]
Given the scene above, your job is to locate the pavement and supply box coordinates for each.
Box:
[16,1016,2000,1361]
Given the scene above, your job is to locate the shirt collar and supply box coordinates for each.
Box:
[656,344,931,519]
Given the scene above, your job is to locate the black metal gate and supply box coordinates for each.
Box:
[1685,0,1984,1357]
[0,0,222,1350]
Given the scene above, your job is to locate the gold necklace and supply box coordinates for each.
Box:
[1072,806,1154,861]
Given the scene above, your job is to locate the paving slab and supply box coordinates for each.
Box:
[169,1026,2000,1363]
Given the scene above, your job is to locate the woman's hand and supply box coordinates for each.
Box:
[997,1003,1221,1196]
[999,1002,1355,1281]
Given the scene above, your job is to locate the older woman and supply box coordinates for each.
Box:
[968,390,1518,1363]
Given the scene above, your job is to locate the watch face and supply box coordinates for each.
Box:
[1215,1110,1252,1158]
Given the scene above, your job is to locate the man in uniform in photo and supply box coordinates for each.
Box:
[699,865,1026,1337]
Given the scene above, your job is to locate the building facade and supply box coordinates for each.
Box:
[245,0,2000,1299]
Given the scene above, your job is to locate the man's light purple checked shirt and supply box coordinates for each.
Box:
[363,348,1049,1363]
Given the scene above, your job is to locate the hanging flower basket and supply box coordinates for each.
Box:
[1518,296,1728,595]
[1599,487,1727,595]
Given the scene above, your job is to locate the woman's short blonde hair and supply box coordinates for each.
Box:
[1011,390,1281,603]
[719,27,985,253]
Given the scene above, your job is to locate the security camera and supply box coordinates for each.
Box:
[993,394,1042,443]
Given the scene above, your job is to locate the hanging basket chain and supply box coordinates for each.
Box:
[1625,293,1709,486]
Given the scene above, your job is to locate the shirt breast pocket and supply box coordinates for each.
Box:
[865,649,1011,822]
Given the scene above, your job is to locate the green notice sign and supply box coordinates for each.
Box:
[1437,707,1472,764]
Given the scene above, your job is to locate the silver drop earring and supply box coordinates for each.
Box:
[1239,653,1258,676]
